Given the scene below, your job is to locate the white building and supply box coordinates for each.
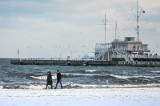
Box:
[95,37,150,62]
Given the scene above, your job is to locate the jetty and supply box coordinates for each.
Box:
[10,58,160,67]
[10,58,117,66]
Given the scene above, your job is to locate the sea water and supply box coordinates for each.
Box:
[0,58,160,89]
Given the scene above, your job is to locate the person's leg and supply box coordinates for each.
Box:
[45,84,48,89]
[51,81,53,89]
[51,84,53,89]
[54,80,59,89]
[60,80,63,89]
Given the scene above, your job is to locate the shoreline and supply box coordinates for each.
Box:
[1,83,160,90]
[0,88,160,106]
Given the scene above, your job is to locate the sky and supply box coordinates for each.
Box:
[0,0,160,58]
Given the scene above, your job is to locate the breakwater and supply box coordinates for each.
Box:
[10,58,160,67]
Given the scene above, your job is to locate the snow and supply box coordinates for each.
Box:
[0,88,160,106]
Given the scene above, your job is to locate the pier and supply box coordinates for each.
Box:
[10,58,160,67]
[10,58,118,66]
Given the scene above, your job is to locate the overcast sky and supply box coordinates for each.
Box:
[0,0,160,58]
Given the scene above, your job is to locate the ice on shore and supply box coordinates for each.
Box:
[0,88,160,106]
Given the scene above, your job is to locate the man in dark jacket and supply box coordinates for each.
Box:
[45,71,53,89]
[54,70,63,89]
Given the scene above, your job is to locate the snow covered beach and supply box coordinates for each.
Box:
[0,88,160,106]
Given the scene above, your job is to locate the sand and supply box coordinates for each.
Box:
[0,88,160,106]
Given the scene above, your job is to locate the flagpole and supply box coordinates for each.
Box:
[136,0,145,51]
[17,48,19,59]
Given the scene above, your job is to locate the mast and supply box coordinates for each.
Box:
[104,14,107,43]
[17,48,19,58]
[136,0,145,49]
[136,0,139,42]
[115,21,117,39]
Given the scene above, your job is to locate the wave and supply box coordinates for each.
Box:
[85,69,97,73]
[62,73,93,78]
[127,75,159,79]
[1,84,46,89]
[0,79,13,83]
[151,70,160,73]
[63,73,128,79]
[2,85,27,89]
[62,73,160,80]
[110,74,130,79]
[66,69,98,74]
[29,75,56,80]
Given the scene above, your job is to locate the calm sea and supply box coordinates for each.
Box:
[0,58,160,89]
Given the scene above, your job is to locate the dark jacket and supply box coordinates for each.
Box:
[57,72,62,81]
[47,72,52,82]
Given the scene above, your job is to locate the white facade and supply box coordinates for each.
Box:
[95,37,150,61]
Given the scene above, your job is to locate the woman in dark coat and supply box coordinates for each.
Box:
[45,71,53,89]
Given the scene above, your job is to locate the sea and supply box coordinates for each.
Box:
[0,58,160,89]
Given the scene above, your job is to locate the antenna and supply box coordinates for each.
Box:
[104,14,107,43]
[115,21,117,39]
[136,0,145,49]
[136,0,139,42]
[17,48,19,58]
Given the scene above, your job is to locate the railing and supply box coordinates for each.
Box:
[112,49,134,63]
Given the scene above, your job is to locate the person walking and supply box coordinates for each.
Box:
[45,71,53,89]
[54,70,63,89]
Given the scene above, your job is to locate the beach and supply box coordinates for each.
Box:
[0,87,160,106]
[1,59,160,106]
